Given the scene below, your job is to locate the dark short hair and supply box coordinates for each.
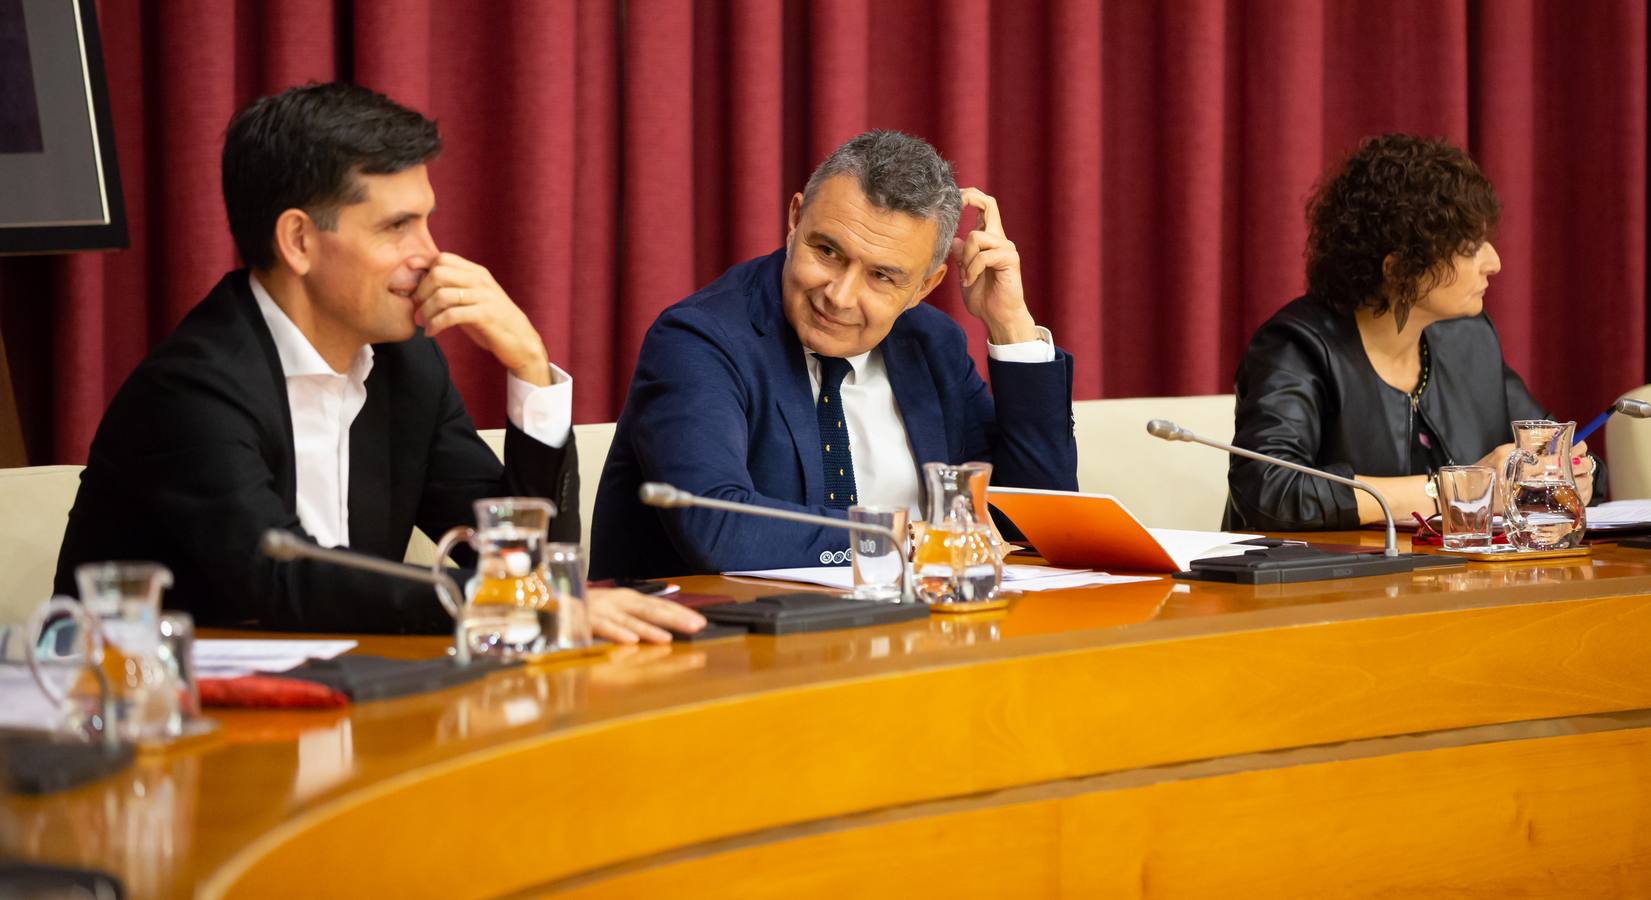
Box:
[1305,133,1500,328]
[803,130,962,271]
[221,82,441,270]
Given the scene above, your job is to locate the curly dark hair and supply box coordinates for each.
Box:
[1305,133,1500,329]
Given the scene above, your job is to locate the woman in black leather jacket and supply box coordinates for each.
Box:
[1226,134,1600,531]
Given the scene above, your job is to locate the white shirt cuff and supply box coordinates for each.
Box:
[986,325,1056,363]
[507,363,572,449]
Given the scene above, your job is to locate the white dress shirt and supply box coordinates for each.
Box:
[804,326,1056,518]
[250,275,571,548]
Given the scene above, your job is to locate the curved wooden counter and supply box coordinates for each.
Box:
[6,533,1651,897]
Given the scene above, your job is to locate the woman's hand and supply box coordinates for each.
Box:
[1573,440,1596,506]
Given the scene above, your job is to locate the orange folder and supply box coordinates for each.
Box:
[988,487,1192,573]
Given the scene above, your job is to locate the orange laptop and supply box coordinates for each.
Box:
[987,487,1258,573]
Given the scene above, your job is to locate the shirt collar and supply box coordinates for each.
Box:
[249,273,374,382]
[807,347,877,382]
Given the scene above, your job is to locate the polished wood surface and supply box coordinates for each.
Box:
[555,724,1651,899]
[5,533,1651,897]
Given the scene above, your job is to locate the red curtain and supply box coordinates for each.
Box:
[0,0,1644,465]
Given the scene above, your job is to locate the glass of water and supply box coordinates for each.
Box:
[849,505,909,602]
[1436,465,1497,550]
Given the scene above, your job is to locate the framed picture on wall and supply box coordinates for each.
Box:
[0,0,125,254]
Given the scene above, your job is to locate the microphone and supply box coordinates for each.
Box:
[1147,419,1398,557]
[1614,397,1651,418]
[1576,396,1651,444]
[638,482,914,602]
[260,530,474,665]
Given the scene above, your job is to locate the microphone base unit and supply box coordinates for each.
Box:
[1174,545,1461,585]
[699,591,929,635]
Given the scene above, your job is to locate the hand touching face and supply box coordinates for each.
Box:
[411,252,551,385]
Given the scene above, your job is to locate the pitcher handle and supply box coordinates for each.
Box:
[1501,448,1534,521]
[24,597,117,745]
[430,525,476,621]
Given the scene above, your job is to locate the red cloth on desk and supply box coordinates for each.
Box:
[199,676,348,708]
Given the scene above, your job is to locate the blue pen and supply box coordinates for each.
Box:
[1575,397,1651,445]
[1574,408,1612,445]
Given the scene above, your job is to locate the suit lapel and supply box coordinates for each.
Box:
[883,334,948,470]
[769,322,824,506]
[347,372,393,557]
[750,251,824,506]
[229,272,299,509]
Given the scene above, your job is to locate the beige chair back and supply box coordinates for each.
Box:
[0,465,84,626]
[1071,395,1237,531]
[406,403,1239,558]
[1606,384,1651,500]
[404,424,615,565]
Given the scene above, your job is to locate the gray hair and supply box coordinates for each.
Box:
[801,130,962,272]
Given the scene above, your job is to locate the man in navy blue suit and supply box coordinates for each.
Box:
[591,131,1078,578]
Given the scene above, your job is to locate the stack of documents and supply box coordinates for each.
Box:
[194,639,357,678]
[1586,500,1651,531]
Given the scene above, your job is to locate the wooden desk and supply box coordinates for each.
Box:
[6,534,1651,897]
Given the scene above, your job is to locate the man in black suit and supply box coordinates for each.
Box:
[55,83,702,642]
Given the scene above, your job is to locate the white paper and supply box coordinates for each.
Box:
[0,664,69,731]
[1006,572,1160,591]
[1585,500,1651,527]
[723,564,1156,592]
[194,639,357,678]
[1142,528,1263,571]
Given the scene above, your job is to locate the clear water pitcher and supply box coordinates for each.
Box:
[1501,419,1587,550]
[25,562,183,742]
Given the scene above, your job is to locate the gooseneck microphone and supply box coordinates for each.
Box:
[1146,419,1399,557]
[1614,398,1651,418]
[260,529,473,665]
[639,483,914,602]
[1577,396,1651,444]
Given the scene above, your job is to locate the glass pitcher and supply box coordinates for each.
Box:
[912,462,1004,607]
[433,497,591,658]
[26,562,183,742]
[1502,419,1587,550]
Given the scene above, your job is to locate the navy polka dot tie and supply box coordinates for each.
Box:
[816,356,858,509]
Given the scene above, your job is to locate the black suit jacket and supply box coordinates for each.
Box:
[54,271,578,633]
[1224,295,1600,531]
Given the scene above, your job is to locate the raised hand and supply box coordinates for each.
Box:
[951,187,1038,345]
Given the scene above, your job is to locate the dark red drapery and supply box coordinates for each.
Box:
[0,0,1644,465]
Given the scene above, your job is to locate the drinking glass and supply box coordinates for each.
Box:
[158,612,201,723]
[1435,465,1496,550]
[848,505,909,602]
[542,543,593,651]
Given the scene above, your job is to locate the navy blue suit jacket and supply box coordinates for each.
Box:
[590,250,1077,579]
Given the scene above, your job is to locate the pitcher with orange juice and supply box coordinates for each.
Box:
[912,462,1004,611]
[433,497,591,658]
